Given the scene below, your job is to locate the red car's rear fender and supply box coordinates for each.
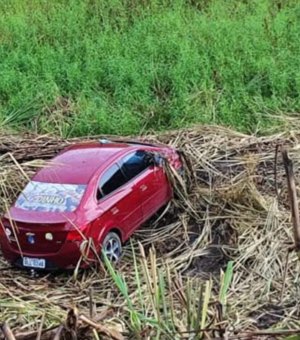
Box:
[75,224,123,262]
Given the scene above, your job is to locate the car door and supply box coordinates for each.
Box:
[95,163,143,240]
[120,150,169,221]
[138,165,170,219]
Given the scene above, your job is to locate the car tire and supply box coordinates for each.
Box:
[102,232,122,263]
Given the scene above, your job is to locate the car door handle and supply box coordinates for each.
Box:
[140,184,148,191]
[111,207,119,215]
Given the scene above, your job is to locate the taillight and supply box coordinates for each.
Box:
[0,219,13,240]
[66,229,83,242]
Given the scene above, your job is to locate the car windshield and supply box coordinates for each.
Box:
[15,181,86,213]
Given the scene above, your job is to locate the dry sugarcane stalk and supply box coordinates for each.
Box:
[36,313,45,340]
[52,308,79,340]
[52,325,64,340]
[1,322,16,340]
[79,314,124,340]
[233,327,300,338]
[280,250,290,303]
[282,149,300,253]
[274,144,280,199]
[89,287,94,319]
[14,326,58,340]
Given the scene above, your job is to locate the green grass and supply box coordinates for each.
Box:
[0,0,300,136]
[102,244,233,338]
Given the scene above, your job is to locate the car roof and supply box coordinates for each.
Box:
[34,142,133,185]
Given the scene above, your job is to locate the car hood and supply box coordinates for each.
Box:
[5,207,77,224]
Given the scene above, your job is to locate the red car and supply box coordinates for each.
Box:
[0,140,182,270]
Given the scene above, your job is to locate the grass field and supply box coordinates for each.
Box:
[0,0,300,136]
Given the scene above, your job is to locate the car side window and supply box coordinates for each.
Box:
[97,164,128,200]
[120,151,151,181]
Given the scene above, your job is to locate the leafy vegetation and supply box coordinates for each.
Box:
[103,244,232,338]
[0,0,300,136]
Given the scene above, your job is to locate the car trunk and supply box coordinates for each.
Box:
[2,208,77,255]
[2,220,68,254]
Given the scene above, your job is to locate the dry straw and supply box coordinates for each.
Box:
[1,125,300,339]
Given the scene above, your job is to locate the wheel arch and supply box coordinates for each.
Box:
[97,224,124,244]
[109,228,123,242]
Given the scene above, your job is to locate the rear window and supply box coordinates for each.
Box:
[15,181,86,213]
[98,164,127,199]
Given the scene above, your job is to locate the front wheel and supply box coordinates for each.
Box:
[102,232,122,262]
